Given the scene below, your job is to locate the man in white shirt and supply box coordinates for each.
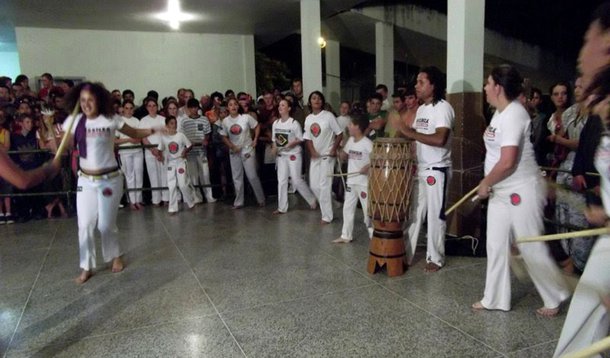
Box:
[395,66,455,273]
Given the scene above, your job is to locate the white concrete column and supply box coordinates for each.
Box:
[241,35,256,95]
[300,0,323,99]
[325,39,341,111]
[447,0,485,94]
[375,22,394,93]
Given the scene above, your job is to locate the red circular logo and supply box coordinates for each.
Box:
[168,142,179,154]
[360,191,367,199]
[310,123,321,138]
[102,188,113,197]
[426,176,436,186]
[178,168,185,174]
[290,155,297,161]
[230,124,242,135]
[510,193,521,206]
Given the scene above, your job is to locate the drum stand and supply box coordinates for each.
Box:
[367,221,407,277]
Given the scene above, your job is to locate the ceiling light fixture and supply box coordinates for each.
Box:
[155,0,196,31]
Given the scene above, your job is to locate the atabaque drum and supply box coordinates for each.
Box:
[367,137,415,277]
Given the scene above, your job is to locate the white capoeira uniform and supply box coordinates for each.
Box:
[340,136,374,241]
[272,117,316,212]
[63,114,125,271]
[406,99,454,267]
[158,132,197,213]
[220,114,265,207]
[553,134,610,357]
[480,101,570,311]
[303,110,343,223]
[117,115,144,204]
[178,115,215,203]
[140,114,168,204]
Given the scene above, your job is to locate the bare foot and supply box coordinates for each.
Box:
[472,301,487,310]
[75,270,92,284]
[111,257,124,273]
[272,210,284,215]
[332,237,351,244]
[536,306,560,317]
[258,202,266,208]
[310,202,318,210]
[130,204,139,211]
[320,220,331,225]
[169,211,177,216]
[232,205,243,210]
[424,262,441,273]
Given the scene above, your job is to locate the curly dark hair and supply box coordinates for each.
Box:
[307,90,326,112]
[64,81,114,118]
[419,66,446,104]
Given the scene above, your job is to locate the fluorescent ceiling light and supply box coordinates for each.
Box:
[155,0,197,30]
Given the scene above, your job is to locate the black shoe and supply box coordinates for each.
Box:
[5,214,15,224]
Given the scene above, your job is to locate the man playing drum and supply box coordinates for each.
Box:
[395,66,455,273]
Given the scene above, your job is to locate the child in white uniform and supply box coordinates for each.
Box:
[63,82,160,284]
[140,98,168,205]
[155,116,197,214]
[271,99,316,214]
[334,115,373,243]
[220,98,265,208]
[473,65,570,314]
[115,100,144,210]
[303,91,343,224]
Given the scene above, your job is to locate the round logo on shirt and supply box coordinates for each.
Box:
[360,191,367,199]
[510,193,521,206]
[178,168,185,174]
[290,155,297,161]
[102,188,113,197]
[230,124,242,135]
[426,176,436,186]
[310,123,321,138]
[168,142,179,154]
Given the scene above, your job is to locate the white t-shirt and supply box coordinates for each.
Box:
[158,132,192,163]
[344,136,373,186]
[483,101,539,189]
[595,135,610,216]
[63,114,125,172]
[220,114,258,153]
[140,114,166,148]
[413,99,454,170]
[303,110,343,156]
[116,116,142,155]
[272,117,303,155]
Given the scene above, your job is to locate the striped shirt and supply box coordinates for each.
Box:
[178,115,211,156]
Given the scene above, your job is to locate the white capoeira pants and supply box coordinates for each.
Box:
[406,168,449,266]
[340,183,373,241]
[229,150,265,207]
[553,236,610,357]
[145,152,169,204]
[276,152,316,213]
[187,152,215,203]
[482,178,570,311]
[119,151,144,204]
[76,172,123,271]
[166,159,197,213]
[309,156,335,223]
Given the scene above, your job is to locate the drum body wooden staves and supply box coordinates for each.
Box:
[367,138,415,276]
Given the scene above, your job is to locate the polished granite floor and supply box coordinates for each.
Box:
[0,196,572,357]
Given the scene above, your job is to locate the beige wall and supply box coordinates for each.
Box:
[16,27,256,101]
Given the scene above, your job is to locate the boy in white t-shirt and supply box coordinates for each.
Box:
[334,115,374,243]
[155,116,197,214]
